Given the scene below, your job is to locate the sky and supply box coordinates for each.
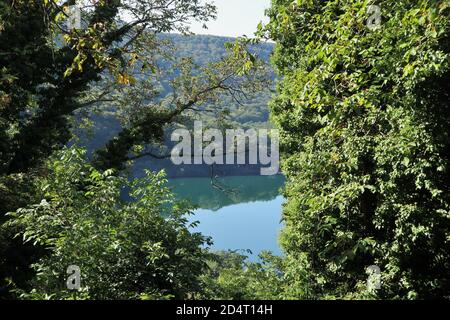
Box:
[190,0,271,38]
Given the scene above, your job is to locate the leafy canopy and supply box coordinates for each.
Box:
[261,0,450,299]
[7,147,212,300]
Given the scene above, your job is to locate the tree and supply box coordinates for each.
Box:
[199,251,286,300]
[262,0,450,299]
[0,0,267,298]
[7,147,212,300]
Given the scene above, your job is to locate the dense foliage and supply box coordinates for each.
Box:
[262,0,450,299]
[7,147,211,300]
[199,251,286,300]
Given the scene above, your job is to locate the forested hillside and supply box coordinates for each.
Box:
[1,1,272,299]
[79,34,275,178]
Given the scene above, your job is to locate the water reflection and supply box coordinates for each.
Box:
[168,175,285,258]
[168,175,285,211]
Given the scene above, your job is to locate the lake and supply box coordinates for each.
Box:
[167,175,285,259]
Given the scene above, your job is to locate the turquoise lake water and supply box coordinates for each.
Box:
[167,175,285,259]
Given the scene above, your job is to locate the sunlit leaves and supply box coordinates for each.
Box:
[7,146,210,300]
[263,0,450,299]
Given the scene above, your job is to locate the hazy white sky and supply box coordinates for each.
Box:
[190,0,271,38]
